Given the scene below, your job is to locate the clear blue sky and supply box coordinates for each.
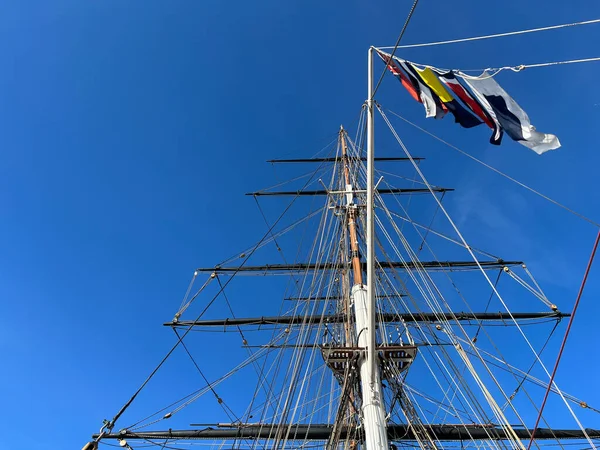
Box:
[1,1,600,449]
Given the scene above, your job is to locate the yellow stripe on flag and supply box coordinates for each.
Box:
[416,67,454,103]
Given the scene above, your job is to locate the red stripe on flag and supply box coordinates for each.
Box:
[377,51,421,103]
[443,78,493,128]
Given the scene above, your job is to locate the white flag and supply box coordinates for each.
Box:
[461,72,560,154]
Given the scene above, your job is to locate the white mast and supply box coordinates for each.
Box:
[350,46,389,450]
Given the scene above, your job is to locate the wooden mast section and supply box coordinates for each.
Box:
[339,127,364,287]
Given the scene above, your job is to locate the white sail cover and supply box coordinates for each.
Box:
[461,71,560,154]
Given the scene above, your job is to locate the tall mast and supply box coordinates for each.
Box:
[338,128,358,450]
[350,46,389,450]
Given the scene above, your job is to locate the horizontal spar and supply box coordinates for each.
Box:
[246,188,452,196]
[165,311,568,327]
[266,157,424,163]
[197,260,522,274]
[95,424,599,441]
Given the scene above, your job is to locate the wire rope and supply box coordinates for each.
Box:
[371,0,421,99]
[377,18,600,49]
[384,108,600,229]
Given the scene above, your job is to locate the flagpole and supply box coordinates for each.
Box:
[366,46,376,383]
[350,45,388,450]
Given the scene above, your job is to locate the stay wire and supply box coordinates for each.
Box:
[472,270,502,343]
[527,230,600,450]
[378,105,572,439]
[417,191,444,252]
[253,196,286,264]
[215,275,248,344]
[384,108,600,228]
[396,55,600,78]
[457,56,600,77]
[125,385,212,431]
[99,159,329,440]
[371,0,421,99]
[172,328,240,423]
[505,319,560,409]
[377,18,600,49]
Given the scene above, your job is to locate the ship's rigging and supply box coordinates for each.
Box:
[84,38,600,450]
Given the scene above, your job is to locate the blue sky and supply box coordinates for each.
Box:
[1,1,600,449]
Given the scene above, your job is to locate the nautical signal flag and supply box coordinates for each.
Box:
[376,50,443,119]
[437,71,502,143]
[413,66,482,129]
[460,72,560,154]
[376,50,560,154]
[397,59,447,120]
[377,51,420,103]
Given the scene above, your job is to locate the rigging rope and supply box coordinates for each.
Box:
[359,130,564,445]
[371,189,522,436]
[457,56,600,77]
[371,0,421,99]
[174,328,241,423]
[377,105,594,440]
[384,178,556,428]
[527,230,600,450]
[503,320,560,411]
[377,18,600,49]
[472,270,502,343]
[384,108,600,228]
[97,160,333,443]
[400,56,600,78]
